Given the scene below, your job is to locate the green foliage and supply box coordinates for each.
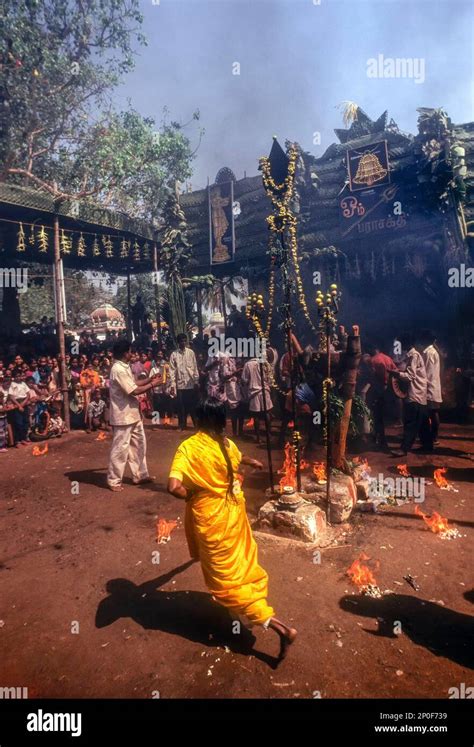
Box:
[329,392,373,437]
[0,0,197,220]
[160,188,191,339]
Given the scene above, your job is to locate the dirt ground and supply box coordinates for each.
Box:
[0,420,473,699]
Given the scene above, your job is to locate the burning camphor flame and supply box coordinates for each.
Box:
[346,552,378,591]
[95,431,107,441]
[32,444,48,456]
[156,518,177,544]
[278,442,297,490]
[312,461,327,483]
[245,418,254,429]
[434,468,449,489]
[415,505,450,534]
[397,464,411,477]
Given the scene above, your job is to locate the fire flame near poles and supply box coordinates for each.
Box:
[312,461,327,483]
[278,442,297,491]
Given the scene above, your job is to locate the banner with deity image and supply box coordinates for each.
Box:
[208,181,235,265]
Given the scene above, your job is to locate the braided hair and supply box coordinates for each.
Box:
[195,397,235,500]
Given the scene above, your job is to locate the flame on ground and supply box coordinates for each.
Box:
[397,464,411,477]
[156,518,177,544]
[278,442,297,490]
[312,461,327,482]
[415,505,450,534]
[346,552,378,590]
[434,467,449,489]
[245,418,254,428]
[32,444,48,456]
[95,431,107,441]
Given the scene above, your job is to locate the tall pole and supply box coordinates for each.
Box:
[126,270,132,341]
[153,242,162,348]
[281,233,301,492]
[53,213,70,431]
[258,354,274,491]
[196,285,204,338]
[325,310,331,523]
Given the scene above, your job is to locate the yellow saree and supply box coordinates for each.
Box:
[169,431,274,625]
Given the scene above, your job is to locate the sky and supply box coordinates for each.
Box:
[116,0,474,190]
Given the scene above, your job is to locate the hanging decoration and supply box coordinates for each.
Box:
[92,235,100,257]
[132,240,141,262]
[77,233,87,257]
[120,238,129,258]
[38,225,48,253]
[60,229,72,255]
[0,216,154,264]
[103,235,114,258]
[17,222,26,252]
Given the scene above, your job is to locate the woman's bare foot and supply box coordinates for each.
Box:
[269,618,298,661]
[277,627,297,660]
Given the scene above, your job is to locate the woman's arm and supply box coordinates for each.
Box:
[240,455,264,470]
[167,477,191,500]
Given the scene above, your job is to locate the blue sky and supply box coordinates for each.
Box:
[117,0,474,189]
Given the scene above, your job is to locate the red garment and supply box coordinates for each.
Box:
[370,352,397,387]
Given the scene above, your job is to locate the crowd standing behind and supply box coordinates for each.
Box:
[0,320,473,454]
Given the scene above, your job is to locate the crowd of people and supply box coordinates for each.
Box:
[0,317,473,456]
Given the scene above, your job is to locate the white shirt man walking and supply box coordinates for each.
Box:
[420,329,442,445]
[107,339,161,492]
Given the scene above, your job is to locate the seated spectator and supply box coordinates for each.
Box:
[86,389,108,432]
[69,382,85,430]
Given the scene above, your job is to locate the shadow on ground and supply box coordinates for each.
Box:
[96,560,279,668]
[340,592,474,670]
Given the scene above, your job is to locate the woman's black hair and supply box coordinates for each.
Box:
[195,397,235,499]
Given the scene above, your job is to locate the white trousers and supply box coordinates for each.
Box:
[107,420,149,487]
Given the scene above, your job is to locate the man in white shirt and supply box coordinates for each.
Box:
[107,339,161,492]
[420,329,442,446]
[241,356,273,444]
[169,333,199,431]
[390,332,431,456]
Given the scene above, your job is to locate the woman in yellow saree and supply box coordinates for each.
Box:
[168,397,297,660]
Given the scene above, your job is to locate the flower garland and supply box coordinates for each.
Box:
[260,143,319,333]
